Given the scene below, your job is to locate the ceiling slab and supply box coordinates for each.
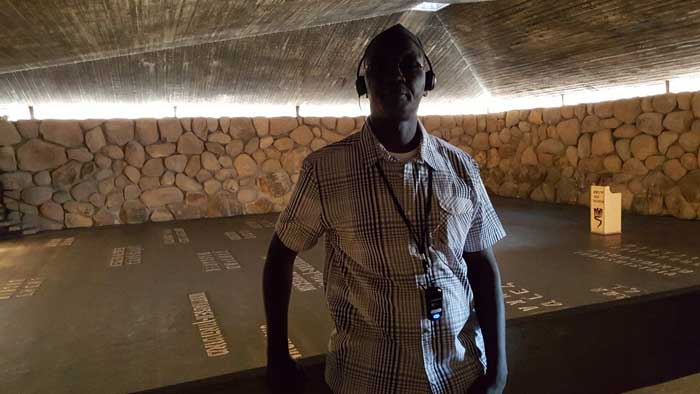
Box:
[0,10,484,106]
[0,0,479,74]
[439,0,700,97]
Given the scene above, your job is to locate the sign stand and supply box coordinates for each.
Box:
[590,185,621,235]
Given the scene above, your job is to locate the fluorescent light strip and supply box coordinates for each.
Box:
[0,81,690,121]
[411,2,450,12]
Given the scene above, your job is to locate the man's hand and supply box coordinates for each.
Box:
[266,355,307,394]
[466,372,507,394]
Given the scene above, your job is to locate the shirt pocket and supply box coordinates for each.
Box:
[433,178,475,254]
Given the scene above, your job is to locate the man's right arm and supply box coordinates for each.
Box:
[263,232,298,363]
[263,232,308,393]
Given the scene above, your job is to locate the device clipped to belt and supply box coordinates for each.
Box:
[375,162,443,321]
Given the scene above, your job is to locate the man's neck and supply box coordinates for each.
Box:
[368,114,421,153]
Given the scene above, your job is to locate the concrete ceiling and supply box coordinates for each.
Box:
[1,0,700,108]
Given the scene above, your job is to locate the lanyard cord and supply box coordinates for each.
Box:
[374,162,434,270]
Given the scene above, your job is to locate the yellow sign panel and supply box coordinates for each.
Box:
[590,185,622,235]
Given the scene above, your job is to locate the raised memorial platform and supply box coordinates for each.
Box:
[0,197,698,394]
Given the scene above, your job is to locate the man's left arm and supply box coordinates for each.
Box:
[465,247,507,393]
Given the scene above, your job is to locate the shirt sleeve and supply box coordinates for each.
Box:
[274,158,326,253]
[463,157,506,253]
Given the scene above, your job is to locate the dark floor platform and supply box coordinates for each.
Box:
[0,197,698,394]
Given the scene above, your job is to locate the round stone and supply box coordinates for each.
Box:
[0,120,21,146]
[34,171,51,186]
[581,115,600,133]
[140,187,184,208]
[177,132,204,154]
[237,188,258,203]
[658,131,679,155]
[591,130,615,156]
[623,158,649,176]
[636,113,664,135]
[234,154,258,177]
[135,118,159,145]
[158,118,183,142]
[613,125,640,139]
[679,131,700,152]
[603,155,622,173]
[146,143,176,158]
[40,201,64,222]
[124,166,141,184]
[17,139,67,171]
[652,94,677,114]
[184,155,201,177]
[630,134,658,160]
[290,126,314,146]
[201,152,221,171]
[663,159,687,181]
[662,111,694,133]
[21,186,54,205]
[165,154,188,173]
[65,213,93,228]
[104,120,134,146]
[39,120,83,147]
[161,171,176,186]
[680,153,697,171]
[124,184,142,200]
[644,155,665,170]
[0,146,17,171]
[556,119,580,146]
[253,117,269,137]
[204,179,222,195]
[175,173,203,192]
[142,158,165,177]
[613,98,641,124]
[208,132,231,144]
[274,137,295,151]
[124,141,145,168]
[102,145,124,160]
[226,140,244,157]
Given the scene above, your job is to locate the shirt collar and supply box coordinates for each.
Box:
[359,118,441,170]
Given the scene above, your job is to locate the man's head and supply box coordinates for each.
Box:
[356,24,435,120]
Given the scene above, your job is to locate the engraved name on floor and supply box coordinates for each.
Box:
[245,219,276,230]
[196,250,241,272]
[258,255,324,293]
[225,229,256,241]
[259,324,302,359]
[589,284,646,300]
[109,246,143,267]
[188,292,230,357]
[163,228,190,245]
[575,244,696,277]
[0,278,45,300]
[294,257,324,289]
[46,237,75,247]
[501,281,565,314]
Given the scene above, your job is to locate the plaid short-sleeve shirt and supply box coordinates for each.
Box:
[276,120,506,394]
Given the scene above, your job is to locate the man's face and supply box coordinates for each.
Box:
[364,36,426,120]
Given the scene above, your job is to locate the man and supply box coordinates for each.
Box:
[263,24,507,394]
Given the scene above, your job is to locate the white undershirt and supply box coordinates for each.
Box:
[386,146,419,161]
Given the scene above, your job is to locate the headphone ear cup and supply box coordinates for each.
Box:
[356,76,367,97]
[425,70,436,91]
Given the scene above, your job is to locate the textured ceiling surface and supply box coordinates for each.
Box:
[441,0,700,97]
[1,0,700,107]
[0,11,484,106]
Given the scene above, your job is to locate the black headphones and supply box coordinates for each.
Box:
[355,32,437,98]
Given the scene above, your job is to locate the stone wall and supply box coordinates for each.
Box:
[0,116,361,231]
[447,93,700,220]
[1,92,699,233]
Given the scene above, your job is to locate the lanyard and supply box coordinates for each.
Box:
[374,162,433,261]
